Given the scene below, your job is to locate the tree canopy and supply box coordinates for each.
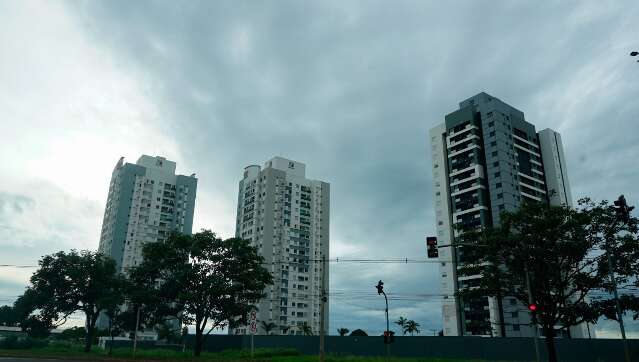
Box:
[456,199,639,362]
[129,230,273,356]
[14,250,126,351]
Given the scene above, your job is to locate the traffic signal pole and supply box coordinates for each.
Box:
[610,195,633,362]
[525,267,540,362]
[376,280,390,360]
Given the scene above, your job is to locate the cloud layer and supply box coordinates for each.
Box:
[1,0,638,336]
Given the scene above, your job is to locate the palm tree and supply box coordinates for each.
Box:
[260,321,277,335]
[395,316,408,335]
[404,320,421,336]
[337,328,349,336]
[301,323,313,336]
[282,325,292,335]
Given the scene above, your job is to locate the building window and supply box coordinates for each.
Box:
[492,151,498,157]
[497,193,503,199]
[513,324,520,331]
[488,121,494,127]
[512,312,518,318]
[490,141,497,146]
[489,131,496,137]
[493,162,499,167]
[496,183,502,188]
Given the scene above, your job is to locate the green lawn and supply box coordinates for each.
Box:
[0,344,503,362]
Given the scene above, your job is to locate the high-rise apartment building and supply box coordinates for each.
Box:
[430,92,587,338]
[98,155,197,272]
[231,157,330,336]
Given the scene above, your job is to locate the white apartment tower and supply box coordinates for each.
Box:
[430,93,588,338]
[231,157,330,336]
[98,155,198,273]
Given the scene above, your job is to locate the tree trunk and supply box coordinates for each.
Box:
[496,293,506,337]
[109,317,114,356]
[543,325,558,362]
[194,326,203,356]
[84,314,96,353]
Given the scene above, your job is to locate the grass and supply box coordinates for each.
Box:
[0,343,501,362]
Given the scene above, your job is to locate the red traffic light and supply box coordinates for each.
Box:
[426,236,437,246]
[528,303,537,312]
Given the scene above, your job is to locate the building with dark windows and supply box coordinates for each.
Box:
[429,92,588,338]
[230,157,329,336]
[96,155,197,330]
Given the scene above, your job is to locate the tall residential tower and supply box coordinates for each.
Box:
[430,92,584,338]
[231,157,330,336]
[98,155,197,272]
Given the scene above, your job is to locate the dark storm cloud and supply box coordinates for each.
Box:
[65,0,639,334]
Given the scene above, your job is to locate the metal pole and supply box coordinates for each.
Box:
[606,242,631,362]
[133,305,141,358]
[319,255,326,362]
[525,267,541,362]
[382,291,389,360]
[251,333,254,359]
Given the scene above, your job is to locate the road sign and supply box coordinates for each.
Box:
[249,310,257,334]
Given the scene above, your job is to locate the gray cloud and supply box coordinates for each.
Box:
[1,0,638,335]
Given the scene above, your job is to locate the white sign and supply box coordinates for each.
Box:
[249,310,257,334]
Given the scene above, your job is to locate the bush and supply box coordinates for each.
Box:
[217,348,300,358]
[0,335,48,349]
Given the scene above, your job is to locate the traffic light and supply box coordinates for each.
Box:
[375,280,384,295]
[427,236,438,258]
[528,303,537,312]
[383,330,395,344]
[614,195,634,223]
[528,303,538,323]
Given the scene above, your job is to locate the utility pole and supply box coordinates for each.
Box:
[133,304,141,358]
[525,267,540,362]
[319,255,326,362]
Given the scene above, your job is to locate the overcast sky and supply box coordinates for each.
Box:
[1,1,638,337]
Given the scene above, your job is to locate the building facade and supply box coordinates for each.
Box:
[430,92,588,338]
[231,157,330,336]
[98,155,197,273]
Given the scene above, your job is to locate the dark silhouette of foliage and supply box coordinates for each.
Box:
[14,250,126,351]
[129,230,273,356]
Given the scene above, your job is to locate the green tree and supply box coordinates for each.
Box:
[260,321,276,335]
[59,326,86,341]
[456,199,638,362]
[15,250,126,351]
[129,230,272,356]
[349,329,367,336]
[404,320,420,336]
[394,316,408,335]
[456,225,510,337]
[300,322,313,336]
[337,327,349,336]
[0,305,18,326]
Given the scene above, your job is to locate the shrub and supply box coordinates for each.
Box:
[0,335,48,349]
